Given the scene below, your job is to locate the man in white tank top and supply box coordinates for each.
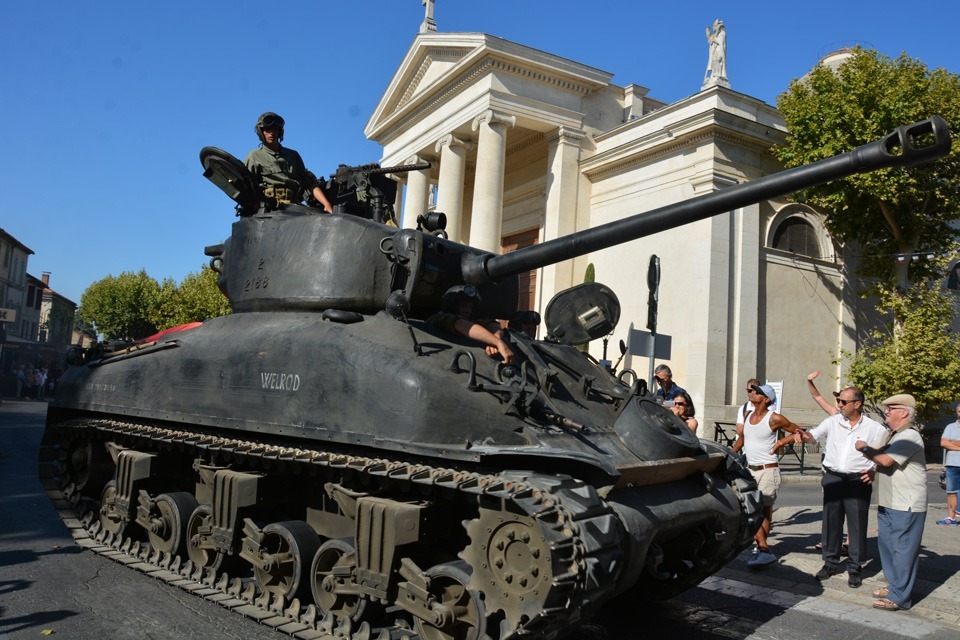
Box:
[733,383,805,567]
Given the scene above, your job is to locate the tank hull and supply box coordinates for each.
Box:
[43,314,761,640]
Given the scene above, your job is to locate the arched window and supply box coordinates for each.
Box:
[771,217,822,259]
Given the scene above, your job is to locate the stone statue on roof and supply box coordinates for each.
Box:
[703,19,730,89]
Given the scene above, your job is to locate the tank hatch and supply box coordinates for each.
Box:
[543,282,620,346]
[200,146,261,215]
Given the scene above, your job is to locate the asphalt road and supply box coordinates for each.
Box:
[1,400,956,640]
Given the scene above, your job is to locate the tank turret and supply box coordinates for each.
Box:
[41,117,950,640]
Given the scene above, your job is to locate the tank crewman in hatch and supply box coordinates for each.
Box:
[429,285,515,365]
[245,112,334,212]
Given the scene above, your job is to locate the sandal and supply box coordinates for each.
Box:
[873,598,901,611]
[872,587,889,598]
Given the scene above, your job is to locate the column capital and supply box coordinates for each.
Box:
[435,134,473,154]
[472,109,516,132]
[547,126,587,147]
[404,154,434,167]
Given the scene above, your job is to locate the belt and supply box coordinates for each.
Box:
[824,467,865,480]
[748,463,779,471]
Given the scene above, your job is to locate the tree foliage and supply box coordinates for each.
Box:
[775,48,960,289]
[79,266,230,341]
[78,270,162,341]
[842,280,960,423]
[153,266,231,329]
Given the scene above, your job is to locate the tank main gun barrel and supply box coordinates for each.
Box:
[463,116,951,284]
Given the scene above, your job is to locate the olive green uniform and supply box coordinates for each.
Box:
[245,145,318,204]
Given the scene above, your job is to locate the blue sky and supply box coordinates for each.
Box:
[2,0,956,306]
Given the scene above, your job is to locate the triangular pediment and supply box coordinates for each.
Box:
[365,32,613,142]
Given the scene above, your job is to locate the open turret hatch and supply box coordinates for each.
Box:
[543,282,620,346]
[200,146,261,215]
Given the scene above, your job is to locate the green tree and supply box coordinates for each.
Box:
[843,279,960,423]
[78,270,162,340]
[155,266,231,329]
[775,48,960,291]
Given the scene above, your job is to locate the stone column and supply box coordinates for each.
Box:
[539,126,586,299]
[434,134,472,243]
[401,156,432,229]
[469,110,515,252]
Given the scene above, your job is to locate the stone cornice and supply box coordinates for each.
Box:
[507,131,546,156]
[583,127,776,182]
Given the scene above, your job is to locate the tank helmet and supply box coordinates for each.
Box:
[255,112,285,142]
[441,285,481,314]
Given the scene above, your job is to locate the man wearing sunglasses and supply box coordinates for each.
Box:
[732,383,804,567]
[855,394,927,611]
[785,387,885,588]
[653,364,685,402]
[245,112,333,212]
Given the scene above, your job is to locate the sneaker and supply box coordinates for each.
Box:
[748,551,777,567]
[848,572,863,588]
[936,517,958,526]
[815,564,843,581]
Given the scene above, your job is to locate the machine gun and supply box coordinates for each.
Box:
[324,161,431,225]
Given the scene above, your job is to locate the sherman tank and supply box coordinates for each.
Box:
[41,116,950,640]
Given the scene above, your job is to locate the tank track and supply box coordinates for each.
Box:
[40,417,622,640]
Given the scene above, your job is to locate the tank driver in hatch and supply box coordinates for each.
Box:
[429,285,515,365]
[245,112,334,212]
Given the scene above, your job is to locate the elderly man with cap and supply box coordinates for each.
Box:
[732,383,805,567]
[784,386,886,588]
[855,393,927,611]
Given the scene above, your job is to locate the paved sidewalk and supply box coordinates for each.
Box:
[716,498,960,631]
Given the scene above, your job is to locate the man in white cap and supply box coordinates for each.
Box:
[733,383,805,567]
[855,393,927,611]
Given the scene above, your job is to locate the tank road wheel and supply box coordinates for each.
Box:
[146,492,199,556]
[253,521,321,601]
[186,504,232,572]
[99,480,127,537]
[310,539,374,623]
[415,562,486,640]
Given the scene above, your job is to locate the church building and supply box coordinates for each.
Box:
[364,11,867,429]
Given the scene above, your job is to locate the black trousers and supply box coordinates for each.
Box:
[821,469,872,573]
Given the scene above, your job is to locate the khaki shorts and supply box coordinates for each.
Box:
[752,467,781,506]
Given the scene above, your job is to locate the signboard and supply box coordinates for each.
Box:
[627,328,672,359]
[0,308,17,323]
[766,380,784,414]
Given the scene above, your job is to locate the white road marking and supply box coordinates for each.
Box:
[698,576,942,638]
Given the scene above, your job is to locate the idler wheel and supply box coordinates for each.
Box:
[67,441,113,497]
[253,520,321,601]
[310,539,377,623]
[98,480,127,537]
[415,562,486,640]
[147,492,199,557]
